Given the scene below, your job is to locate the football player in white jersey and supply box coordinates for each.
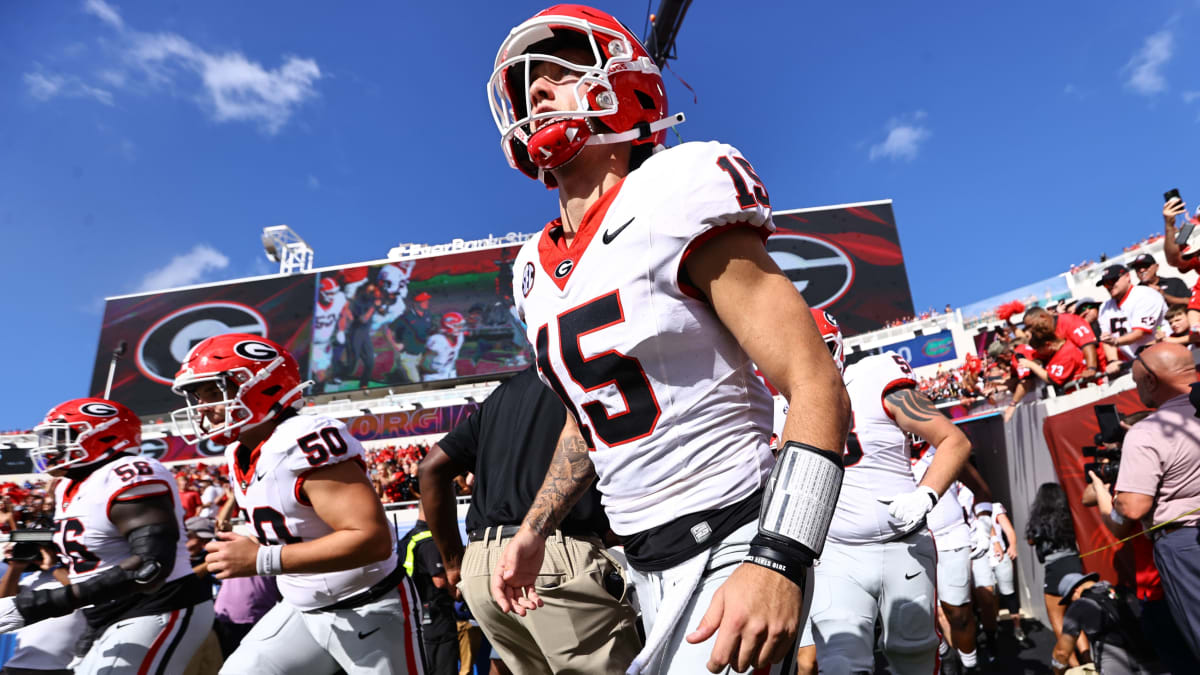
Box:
[421,312,466,381]
[312,276,350,393]
[486,7,851,674]
[171,334,425,675]
[799,312,972,675]
[0,398,214,674]
[911,444,982,674]
[1096,264,1167,361]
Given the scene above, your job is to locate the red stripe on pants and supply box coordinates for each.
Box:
[137,609,181,675]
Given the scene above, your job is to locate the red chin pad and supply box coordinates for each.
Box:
[527,118,591,171]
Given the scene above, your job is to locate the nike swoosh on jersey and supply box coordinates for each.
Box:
[255,471,266,481]
[904,571,920,580]
[358,627,381,639]
[601,217,635,244]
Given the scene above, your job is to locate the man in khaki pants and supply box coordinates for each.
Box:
[419,367,641,674]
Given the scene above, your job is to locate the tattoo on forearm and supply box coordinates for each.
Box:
[523,434,595,538]
[885,388,939,423]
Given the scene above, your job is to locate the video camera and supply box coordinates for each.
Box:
[2,529,55,564]
[1083,404,1123,485]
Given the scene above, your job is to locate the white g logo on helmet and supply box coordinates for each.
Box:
[233,340,279,361]
[79,402,119,417]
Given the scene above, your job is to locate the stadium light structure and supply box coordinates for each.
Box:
[261,225,314,275]
[644,0,693,68]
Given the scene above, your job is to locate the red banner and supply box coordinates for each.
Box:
[1041,390,1148,588]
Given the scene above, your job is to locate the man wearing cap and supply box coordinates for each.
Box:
[1051,571,1157,675]
[1113,341,1200,660]
[1096,265,1167,361]
[1129,253,1191,306]
[389,291,435,384]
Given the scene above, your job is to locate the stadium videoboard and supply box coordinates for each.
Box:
[89,244,532,418]
[770,200,914,336]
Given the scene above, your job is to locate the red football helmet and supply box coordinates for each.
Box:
[441,311,466,336]
[488,4,683,185]
[32,398,141,473]
[811,308,845,374]
[319,277,338,306]
[171,333,308,445]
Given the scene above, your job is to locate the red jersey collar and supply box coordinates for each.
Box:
[1116,286,1133,307]
[537,178,626,291]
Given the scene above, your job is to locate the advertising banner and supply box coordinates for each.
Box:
[881,329,957,369]
[770,200,914,336]
[133,402,482,463]
[89,275,316,419]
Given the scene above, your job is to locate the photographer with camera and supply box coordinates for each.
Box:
[0,538,85,675]
[1051,571,1158,675]
[1112,342,1200,660]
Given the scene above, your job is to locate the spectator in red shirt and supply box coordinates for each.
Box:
[177,474,202,519]
[1024,306,1103,378]
[1025,333,1085,388]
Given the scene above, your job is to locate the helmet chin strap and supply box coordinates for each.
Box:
[586,112,686,146]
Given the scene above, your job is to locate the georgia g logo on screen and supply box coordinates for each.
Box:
[136,302,268,385]
[765,234,855,309]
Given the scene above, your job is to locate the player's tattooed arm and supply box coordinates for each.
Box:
[522,414,595,539]
[886,386,972,498]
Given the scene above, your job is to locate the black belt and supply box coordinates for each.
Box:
[1153,521,1199,540]
[308,561,407,613]
[466,525,601,543]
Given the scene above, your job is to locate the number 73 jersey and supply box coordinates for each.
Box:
[513,141,777,536]
[227,414,397,611]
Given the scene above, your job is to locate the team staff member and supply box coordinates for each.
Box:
[390,292,435,384]
[400,506,458,675]
[419,366,639,674]
[344,279,382,389]
[1114,342,1200,660]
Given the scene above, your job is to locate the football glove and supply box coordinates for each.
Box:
[880,485,938,529]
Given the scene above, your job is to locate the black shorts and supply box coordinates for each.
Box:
[1043,554,1083,596]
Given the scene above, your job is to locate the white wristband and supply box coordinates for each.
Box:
[256,544,283,576]
[974,501,993,516]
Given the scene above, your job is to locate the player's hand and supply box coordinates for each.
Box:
[490,527,546,616]
[204,531,261,579]
[879,486,938,529]
[336,330,346,344]
[685,562,802,673]
[0,597,27,634]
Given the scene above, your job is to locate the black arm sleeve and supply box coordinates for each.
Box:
[15,522,179,624]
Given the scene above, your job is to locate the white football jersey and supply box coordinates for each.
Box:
[312,293,347,345]
[911,448,970,551]
[1098,285,1166,360]
[827,352,923,545]
[227,414,397,611]
[422,333,464,381]
[53,456,191,585]
[513,141,776,535]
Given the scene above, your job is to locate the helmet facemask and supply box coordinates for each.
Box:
[172,370,256,445]
[31,417,120,473]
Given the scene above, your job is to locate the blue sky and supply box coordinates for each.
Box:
[2,1,1199,430]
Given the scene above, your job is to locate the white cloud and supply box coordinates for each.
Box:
[868,113,931,162]
[84,0,124,30]
[1123,29,1173,95]
[23,71,114,105]
[26,1,321,135]
[1184,91,1200,104]
[307,174,320,189]
[137,244,230,292]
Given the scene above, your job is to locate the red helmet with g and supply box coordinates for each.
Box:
[171,333,307,445]
[441,311,466,336]
[811,308,845,374]
[32,398,142,473]
[487,4,683,185]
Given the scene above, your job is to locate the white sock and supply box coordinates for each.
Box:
[959,649,977,668]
